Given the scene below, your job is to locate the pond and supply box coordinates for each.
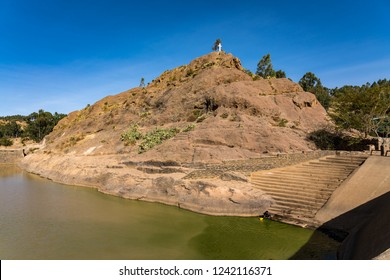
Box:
[0,164,338,259]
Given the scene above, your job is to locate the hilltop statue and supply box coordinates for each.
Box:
[212,39,222,52]
[139,77,145,88]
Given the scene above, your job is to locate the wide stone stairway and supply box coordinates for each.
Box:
[251,154,368,227]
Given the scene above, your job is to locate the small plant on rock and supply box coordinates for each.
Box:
[121,124,142,146]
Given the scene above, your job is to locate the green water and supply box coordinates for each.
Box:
[0,164,338,259]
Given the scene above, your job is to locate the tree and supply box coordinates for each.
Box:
[256,54,276,78]
[0,121,22,138]
[329,84,390,137]
[24,110,66,142]
[299,72,322,91]
[139,77,145,88]
[299,72,331,110]
[212,38,222,51]
[275,70,286,78]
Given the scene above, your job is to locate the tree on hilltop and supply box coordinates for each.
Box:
[299,72,322,91]
[139,77,145,88]
[256,54,275,78]
[275,70,286,78]
[212,39,222,51]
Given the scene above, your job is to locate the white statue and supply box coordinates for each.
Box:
[217,42,222,52]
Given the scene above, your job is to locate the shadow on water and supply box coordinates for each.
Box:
[290,191,390,260]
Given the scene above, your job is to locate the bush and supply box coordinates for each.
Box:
[120,124,143,146]
[182,123,196,132]
[307,129,375,151]
[278,118,288,127]
[0,137,13,146]
[121,125,181,153]
[138,127,180,153]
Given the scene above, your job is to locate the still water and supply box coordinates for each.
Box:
[0,164,338,259]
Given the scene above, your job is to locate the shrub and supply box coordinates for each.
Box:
[121,124,142,146]
[138,127,180,153]
[0,137,13,146]
[278,118,288,127]
[182,123,196,132]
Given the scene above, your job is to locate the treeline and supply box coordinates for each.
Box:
[248,53,390,139]
[0,110,66,146]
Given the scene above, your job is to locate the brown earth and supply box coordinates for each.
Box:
[20,52,332,216]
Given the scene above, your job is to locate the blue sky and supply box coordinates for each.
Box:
[1,0,389,116]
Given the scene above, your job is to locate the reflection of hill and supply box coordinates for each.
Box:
[0,164,22,177]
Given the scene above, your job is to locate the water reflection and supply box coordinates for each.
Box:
[0,165,338,259]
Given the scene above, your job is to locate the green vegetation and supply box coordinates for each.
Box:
[256,54,286,79]
[306,78,390,149]
[121,124,196,153]
[0,110,66,145]
[139,77,145,88]
[329,81,390,138]
[212,38,222,51]
[24,110,67,142]
[277,118,288,127]
[299,72,331,110]
[138,127,180,153]
[0,137,13,146]
[120,124,143,146]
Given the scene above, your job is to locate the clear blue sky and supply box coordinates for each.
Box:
[1,0,389,116]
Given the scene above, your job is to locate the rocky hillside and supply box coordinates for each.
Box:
[20,52,332,216]
[42,52,329,163]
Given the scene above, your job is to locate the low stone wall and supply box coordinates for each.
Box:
[0,149,23,164]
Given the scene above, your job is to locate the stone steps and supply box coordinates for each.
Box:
[251,182,335,196]
[251,154,368,227]
[251,175,341,186]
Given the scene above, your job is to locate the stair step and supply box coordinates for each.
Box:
[272,196,326,208]
[252,183,334,196]
[251,178,339,188]
[262,191,329,203]
[250,154,366,227]
[251,175,342,185]
[253,173,344,184]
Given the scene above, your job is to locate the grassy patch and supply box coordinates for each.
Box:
[121,124,196,153]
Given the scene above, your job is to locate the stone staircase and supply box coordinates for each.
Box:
[251,154,368,227]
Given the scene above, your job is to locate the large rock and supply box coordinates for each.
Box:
[20,52,331,216]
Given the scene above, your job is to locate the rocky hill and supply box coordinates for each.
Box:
[42,52,329,161]
[20,52,332,216]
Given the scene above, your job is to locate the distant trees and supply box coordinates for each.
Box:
[0,110,66,145]
[0,120,22,146]
[330,82,390,137]
[0,120,22,138]
[256,54,286,79]
[299,72,331,110]
[24,110,66,142]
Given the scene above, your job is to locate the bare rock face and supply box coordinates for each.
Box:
[41,52,330,161]
[21,52,331,216]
